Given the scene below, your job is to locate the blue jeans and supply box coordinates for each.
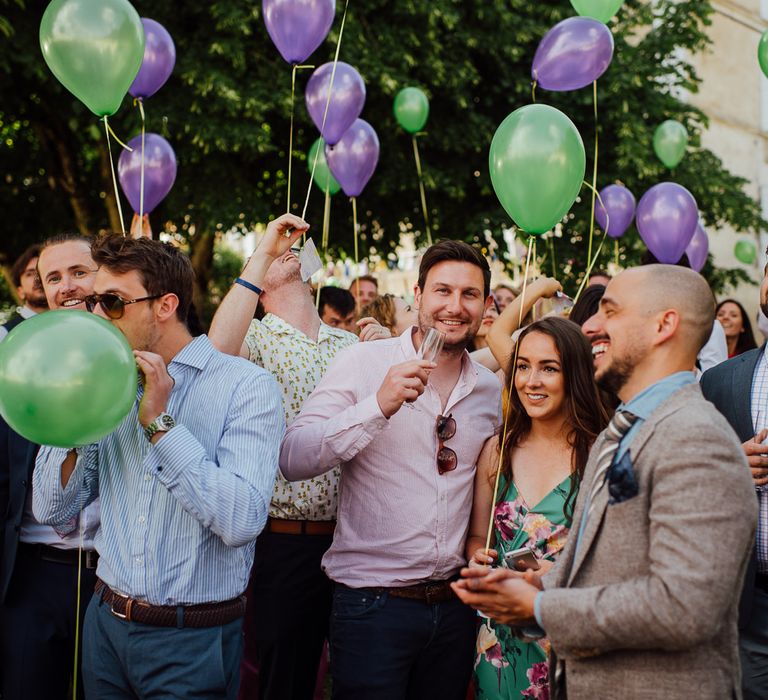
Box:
[330,584,476,700]
[83,592,243,699]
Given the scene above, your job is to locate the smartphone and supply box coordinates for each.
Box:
[503,547,540,572]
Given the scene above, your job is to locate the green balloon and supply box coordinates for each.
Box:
[0,311,137,447]
[735,240,757,265]
[308,138,341,195]
[489,104,586,235]
[653,120,688,169]
[569,0,624,23]
[40,0,145,117]
[393,87,430,134]
[759,30,768,79]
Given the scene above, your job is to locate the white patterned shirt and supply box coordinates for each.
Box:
[749,346,768,574]
[245,314,357,521]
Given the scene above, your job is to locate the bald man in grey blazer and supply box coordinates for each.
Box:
[454,266,757,699]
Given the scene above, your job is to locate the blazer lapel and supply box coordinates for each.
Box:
[733,349,762,441]
[566,419,657,586]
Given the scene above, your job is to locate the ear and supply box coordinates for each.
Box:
[484,295,494,310]
[413,284,422,310]
[154,292,180,322]
[652,309,680,346]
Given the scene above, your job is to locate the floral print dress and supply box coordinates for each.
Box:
[474,476,572,700]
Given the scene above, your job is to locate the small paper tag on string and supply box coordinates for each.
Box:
[299,238,323,282]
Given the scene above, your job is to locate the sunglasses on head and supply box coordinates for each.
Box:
[84,293,163,319]
[436,413,457,475]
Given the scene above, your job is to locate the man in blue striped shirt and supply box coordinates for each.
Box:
[33,235,284,699]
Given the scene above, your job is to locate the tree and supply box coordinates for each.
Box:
[0,0,762,319]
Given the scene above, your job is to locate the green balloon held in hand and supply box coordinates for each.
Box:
[308,138,341,195]
[653,120,688,169]
[734,240,757,265]
[759,29,768,79]
[0,311,137,447]
[393,87,430,134]
[570,0,624,23]
[489,104,586,235]
[40,0,145,117]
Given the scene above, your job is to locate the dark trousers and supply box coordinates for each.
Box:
[247,529,333,700]
[741,586,768,700]
[83,592,243,699]
[0,545,97,700]
[329,584,476,700]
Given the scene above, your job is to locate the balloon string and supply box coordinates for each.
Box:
[532,237,538,281]
[615,239,620,267]
[286,64,314,214]
[103,116,127,235]
[322,181,331,251]
[71,526,83,700]
[352,195,359,268]
[104,120,133,151]
[586,80,598,272]
[412,135,432,246]
[573,178,610,304]
[531,80,537,104]
[549,233,557,278]
[301,0,350,221]
[137,98,146,222]
[484,235,534,560]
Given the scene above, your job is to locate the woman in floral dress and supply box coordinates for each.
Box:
[465,317,608,699]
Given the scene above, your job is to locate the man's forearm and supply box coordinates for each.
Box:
[208,253,274,357]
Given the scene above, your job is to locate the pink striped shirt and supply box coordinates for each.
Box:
[279,328,501,588]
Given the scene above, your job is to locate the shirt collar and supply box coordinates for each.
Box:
[620,371,696,421]
[169,334,215,370]
[261,313,354,344]
[18,306,37,320]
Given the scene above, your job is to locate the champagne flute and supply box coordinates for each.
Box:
[404,328,445,409]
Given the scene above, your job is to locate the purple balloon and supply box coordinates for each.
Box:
[129,19,176,100]
[325,119,379,197]
[685,223,709,272]
[305,62,366,146]
[532,17,614,91]
[118,133,177,214]
[636,183,699,264]
[595,184,636,239]
[263,0,335,65]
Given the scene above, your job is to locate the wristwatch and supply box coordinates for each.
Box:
[144,412,176,441]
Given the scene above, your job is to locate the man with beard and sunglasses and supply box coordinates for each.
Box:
[453,265,757,700]
[280,240,501,699]
[0,233,100,700]
[700,256,768,699]
[33,234,284,699]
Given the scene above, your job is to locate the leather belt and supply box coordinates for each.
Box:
[266,517,336,536]
[372,579,457,605]
[95,580,246,628]
[20,542,99,570]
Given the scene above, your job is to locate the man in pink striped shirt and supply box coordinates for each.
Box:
[280,240,502,699]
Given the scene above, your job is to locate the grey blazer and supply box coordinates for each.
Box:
[539,383,757,700]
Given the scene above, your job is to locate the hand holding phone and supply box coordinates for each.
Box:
[503,547,540,572]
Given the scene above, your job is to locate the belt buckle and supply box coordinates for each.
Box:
[85,550,98,569]
[425,582,441,605]
[109,590,131,620]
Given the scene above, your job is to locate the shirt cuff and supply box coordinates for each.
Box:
[144,425,206,484]
[534,591,545,628]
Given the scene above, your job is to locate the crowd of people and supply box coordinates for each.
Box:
[0,213,766,700]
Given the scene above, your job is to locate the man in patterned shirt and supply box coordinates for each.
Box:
[210,214,374,700]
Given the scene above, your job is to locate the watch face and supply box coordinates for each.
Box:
[160,414,175,430]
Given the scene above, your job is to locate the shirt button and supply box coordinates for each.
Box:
[144,474,152,482]
[138,516,146,524]
[135,557,143,566]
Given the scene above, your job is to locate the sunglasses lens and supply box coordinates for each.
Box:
[437,446,457,474]
[101,294,124,319]
[437,416,456,441]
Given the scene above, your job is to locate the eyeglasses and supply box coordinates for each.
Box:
[436,413,457,475]
[84,293,163,319]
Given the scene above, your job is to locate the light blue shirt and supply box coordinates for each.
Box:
[33,335,284,605]
[534,371,697,627]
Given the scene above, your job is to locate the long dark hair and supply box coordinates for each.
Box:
[498,317,609,524]
[716,299,758,356]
